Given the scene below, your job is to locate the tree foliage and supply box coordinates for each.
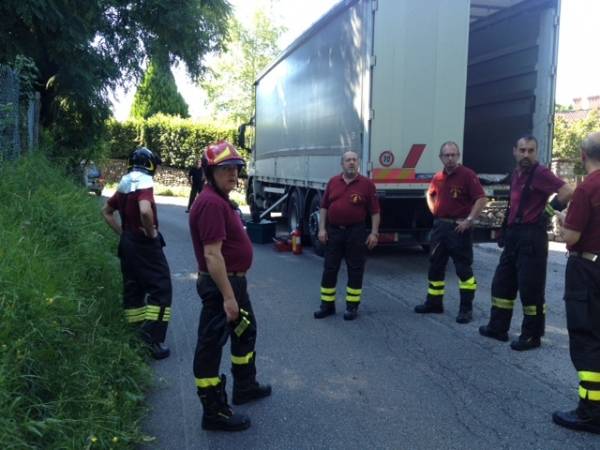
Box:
[553,109,600,165]
[130,56,189,119]
[553,108,600,176]
[106,115,238,167]
[201,1,286,125]
[555,103,574,113]
[0,0,231,156]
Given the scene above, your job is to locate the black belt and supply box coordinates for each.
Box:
[568,252,599,263]
[198,271,246,277]
[435,218,464,224]
[329,223,363,230]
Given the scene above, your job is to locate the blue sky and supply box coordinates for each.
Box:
[110,0,599,119]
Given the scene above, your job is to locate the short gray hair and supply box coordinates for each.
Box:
[341,151,359,164]
[582,132,600,162]
[439,141,460,156]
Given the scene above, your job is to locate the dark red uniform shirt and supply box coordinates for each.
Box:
[321,173,380,226]
[507,164,565,225]
[564,170,600,253]
[189,185,253,273]
[428,165,485,219]
[107,188,158,236]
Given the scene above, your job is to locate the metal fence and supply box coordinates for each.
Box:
[0,63,40,164]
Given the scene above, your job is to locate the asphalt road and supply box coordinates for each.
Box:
[138,196,598,450]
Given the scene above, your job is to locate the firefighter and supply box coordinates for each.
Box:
[552,132,600,434]
[479,135,573,351]
[102,147,172,360]
[189,141,271,432]
[314,151,380,321]
[414,141,487,323]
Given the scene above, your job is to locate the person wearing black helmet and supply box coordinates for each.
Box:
[189,140,271,432]
[101,147,173,360]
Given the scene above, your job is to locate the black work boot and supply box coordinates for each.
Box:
[198,375,251,432]
[414,299,443,314]
[456,299,473,324]
[553,403,600,434]
[149,342,170,360]
[343,303,359,321]
[314,301,336,319]
[510,335,541,351]
[479,325,509,342]
[233,381,272,405]
[232,353,272,405]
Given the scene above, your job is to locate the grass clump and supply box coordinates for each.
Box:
[0,154,152,449]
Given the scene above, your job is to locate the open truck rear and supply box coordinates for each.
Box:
[240,0,560,255]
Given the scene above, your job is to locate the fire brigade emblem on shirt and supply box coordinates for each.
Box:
[450,186,462,199]
[350,193,363,204]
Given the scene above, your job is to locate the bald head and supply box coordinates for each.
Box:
[582,132,600,162]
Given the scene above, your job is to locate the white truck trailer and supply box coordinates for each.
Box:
[240,0,560,254]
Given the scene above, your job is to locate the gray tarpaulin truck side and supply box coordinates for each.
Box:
[239,0,560,255]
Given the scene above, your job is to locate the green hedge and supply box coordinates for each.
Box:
[107,114,242,168]
[0,154,152,449]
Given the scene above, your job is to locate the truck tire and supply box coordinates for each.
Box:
[287,189,303,233]
[308,193,325,257]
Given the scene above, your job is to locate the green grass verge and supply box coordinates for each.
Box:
[0,154,152,449]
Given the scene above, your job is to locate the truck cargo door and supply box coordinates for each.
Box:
[464,0,560,174]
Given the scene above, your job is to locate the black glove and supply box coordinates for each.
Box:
[549,196,566,213]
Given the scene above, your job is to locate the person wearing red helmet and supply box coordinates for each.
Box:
[101,147,172,360]
[189,140,271,432]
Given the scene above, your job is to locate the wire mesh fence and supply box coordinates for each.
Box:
[0,63,40,165]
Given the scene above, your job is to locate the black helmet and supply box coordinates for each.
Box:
[128,147,161,175]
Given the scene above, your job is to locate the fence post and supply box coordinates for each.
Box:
[27,92,41,153]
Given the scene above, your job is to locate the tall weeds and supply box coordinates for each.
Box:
[0,155,151,449]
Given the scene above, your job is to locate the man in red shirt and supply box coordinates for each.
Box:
[313,151,380,321]
[480,135,573,351]
[414,141,487,323]
[553,132,600,434]
[102,147,172,360]
[189,141,270,432]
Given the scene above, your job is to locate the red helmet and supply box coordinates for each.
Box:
[202,140,245,169]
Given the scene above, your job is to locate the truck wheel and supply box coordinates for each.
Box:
[287,189,303,232]
[308,193,325,256]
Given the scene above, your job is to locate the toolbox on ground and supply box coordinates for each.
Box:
[246,220,276,244]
